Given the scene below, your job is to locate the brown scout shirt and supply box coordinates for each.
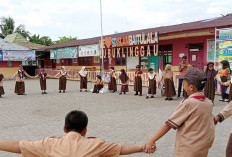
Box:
[218,101,232,133]
[166,92,215,157]
[19,132,121,157]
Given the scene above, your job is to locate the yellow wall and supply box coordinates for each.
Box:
[0,67,18,77]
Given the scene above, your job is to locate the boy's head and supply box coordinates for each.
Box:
[64,110,88,136]
[183,68,207,95]
[19,65,23,70]
[148,68,153,73]
[207,62,214,71]
[182,56,187,63]
[136,65,141,70]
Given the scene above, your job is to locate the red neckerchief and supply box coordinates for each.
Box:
[18,70,24,80]
[190,95,206,101]
[41,72,45,80]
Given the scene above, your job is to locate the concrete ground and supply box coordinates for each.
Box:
[0,79,231,157]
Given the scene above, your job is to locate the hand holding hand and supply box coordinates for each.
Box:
[144,140,156,154]
[214,115,220,125]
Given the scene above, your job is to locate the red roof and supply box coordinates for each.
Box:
[38,16,232,51]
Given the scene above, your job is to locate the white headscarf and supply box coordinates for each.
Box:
[148,71,156,79]
[79,66,88,77]
[61,66,66,75]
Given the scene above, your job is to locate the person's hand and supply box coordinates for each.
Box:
[144,140,156,154]
[214,115,220,125]
[142,143,156,153]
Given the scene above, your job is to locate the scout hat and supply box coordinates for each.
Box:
[184,67,207,84]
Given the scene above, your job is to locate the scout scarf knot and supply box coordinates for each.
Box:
[190,95,206,101]
[18,70,24,80]
[135,70,142,78]
[40,72,47,80]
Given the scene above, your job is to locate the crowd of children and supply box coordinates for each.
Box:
[0,66,232,157]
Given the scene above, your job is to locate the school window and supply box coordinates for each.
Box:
[78,57,92,66]
[158,44,173,67]
[73,58,77,63]
[56,59,60,63]
[64,59,72,66]
[188,43,204,51]
[7,61,12,67]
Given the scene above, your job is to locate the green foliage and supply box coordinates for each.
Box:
[54,36,77,44]
[29,34,53,46]
[221,13,232,17]
[0,16,30,39]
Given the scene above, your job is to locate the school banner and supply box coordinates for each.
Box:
[3,50,36,61]
[219,30,232,40]
[0,51,3,61]
[50,47,78,59]
[79,44,100,57]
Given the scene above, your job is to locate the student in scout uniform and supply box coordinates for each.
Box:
[108,67,117,93]
[54,66,72,93]
[159,64,176,101]
[0,72,9,98]
[217,60,231,102]
[145,68,215,156]
[92,75,105,93]
[177,55,189,98]
[0,110,156,156]
[73,66,89,92]
[132,65,144,96]
[32,69,53,94]
[214,102,232,157]
[204,62,218,103]
[117,69,129,95]
[145,68,157,99]
[10,65,32,95]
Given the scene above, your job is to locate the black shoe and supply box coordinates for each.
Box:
[0,95,2,98]
[92,91,96,93]
[219,99,224,102]
[63,90,65,93]
[124,92,126,94]
[165,98,169,100]
[139,93,142,96]
[119,92,122,95]
[80,90,82,92]
[96,91,99,94]
[150,96,155,98]
[44,92,47,94]
[146,96,149,99]
[134,93,138,96]
[22,94,26,95]
[42,92,44,95]
[59,91,61,93]
[85,90,88,92]
[168,98,173,101]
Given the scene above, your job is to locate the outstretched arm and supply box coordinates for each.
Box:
[120,144,154,155]
[73,73,79,78]
[0,140,21,154]
[24,72,32,78]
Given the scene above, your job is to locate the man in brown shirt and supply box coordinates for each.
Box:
[0,110,155,157]
[145,68,215,157]
[214,101,232,157]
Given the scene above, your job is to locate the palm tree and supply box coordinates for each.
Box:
[0,16,30,39]
[29,34,54,46]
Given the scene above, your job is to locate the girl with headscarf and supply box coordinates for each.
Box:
[92,75,104,93]
[159,64,176,101]
[73,66,89,92]
[108,67,117,93]
[54,66,72,93]
[117,69,129,95]
[216,60,231,102]
[0,72,9,98]
[32,69,53,95]
[145,68,158,99]
[204,62,218,103]
[132,65,144,96]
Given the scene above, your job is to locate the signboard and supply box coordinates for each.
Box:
[207,39,219,61]
[0,51,2,61]
[219,56,232,62]
[219,30,232,39]
[50,47,78,59]
[3,50,36,61]
[79,44,100,57]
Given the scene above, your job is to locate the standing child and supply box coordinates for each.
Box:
[92,75,104,93]
[217,60,231,102]
[214,101,232,157]
[54,66,72,93]
[145,67,215,156]
[118,69,129,95]
[32,69,53,94]
[73,66,89,92]
[159,64,176,101]
[132,65,144,96]
[0,73,9,98]
[108,67,117,93]
[145,68,157,99]
[204,62,218,103]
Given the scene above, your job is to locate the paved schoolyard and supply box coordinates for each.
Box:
[0,79,231,157]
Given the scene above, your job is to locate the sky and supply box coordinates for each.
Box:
[0,0,231,41]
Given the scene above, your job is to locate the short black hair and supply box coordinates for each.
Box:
[65,110,88,133]
[184,78,207,91]
[182,56,187,59]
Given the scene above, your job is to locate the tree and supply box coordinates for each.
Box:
[0,16,30,39]
[54,36,77,44]
[29,34,53,46]
[221,13,232,17]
